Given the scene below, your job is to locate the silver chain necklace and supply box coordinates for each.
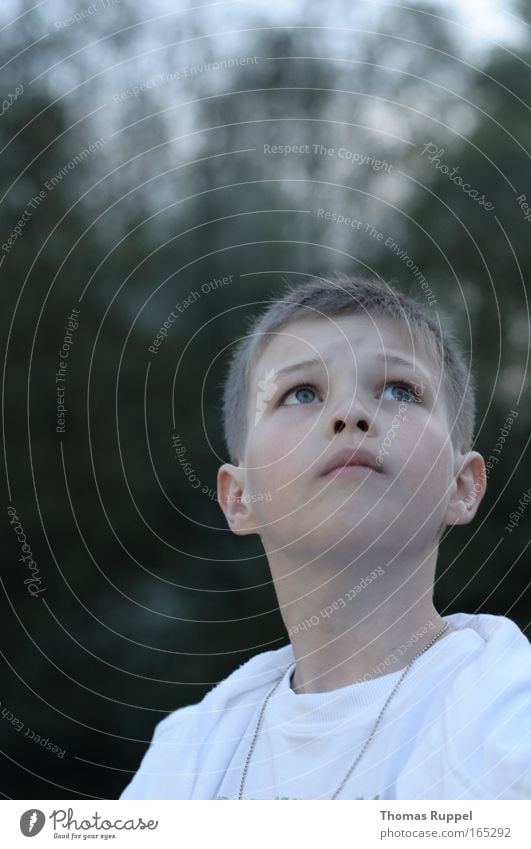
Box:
[238,622,449,800]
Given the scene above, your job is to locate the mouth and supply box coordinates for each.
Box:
[323,464,377,478]
[320,447,382,477]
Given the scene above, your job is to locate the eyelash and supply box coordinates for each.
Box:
[389,379,423,403]
[277,379,422,405]
[277,382,319,405]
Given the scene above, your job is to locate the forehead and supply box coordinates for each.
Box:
[253,313,439,379]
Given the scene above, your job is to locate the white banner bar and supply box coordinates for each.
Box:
[2,800,529,847]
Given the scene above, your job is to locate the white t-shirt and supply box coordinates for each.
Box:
[120,613,531,800]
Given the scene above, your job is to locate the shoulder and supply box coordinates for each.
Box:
[446,612,530,684]
[445,613,531,797]
[120,644,293,799]
[444,612,531,707]
[153,642,294,740]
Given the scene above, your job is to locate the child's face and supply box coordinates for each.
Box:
[221,313,475,557]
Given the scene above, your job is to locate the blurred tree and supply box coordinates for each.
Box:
[0,0,528,799]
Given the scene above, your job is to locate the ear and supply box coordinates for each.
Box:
[443,450,487,527]
[217,463,259,536]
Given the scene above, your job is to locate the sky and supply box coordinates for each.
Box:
[1,0,527,52]
[197,0,527,53]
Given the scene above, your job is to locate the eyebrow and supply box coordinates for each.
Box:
[274,352,427,380]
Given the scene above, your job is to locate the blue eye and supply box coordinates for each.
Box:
[381,382,419,403]
[282,384,319,406]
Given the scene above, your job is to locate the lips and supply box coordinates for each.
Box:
[321,446,382,477]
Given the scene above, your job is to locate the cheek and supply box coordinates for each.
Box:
[244,437,287,502]
[244,425,310,522]
[399,423,454,495]
[247,416,309,469]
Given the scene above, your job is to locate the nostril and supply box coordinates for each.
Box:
[357,420,369,432]
[334,420,345,434]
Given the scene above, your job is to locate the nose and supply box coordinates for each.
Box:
[326,388,376,439]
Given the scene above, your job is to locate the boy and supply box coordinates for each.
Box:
[121,275,531,800]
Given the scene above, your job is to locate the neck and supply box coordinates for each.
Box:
[268,545,449,694]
